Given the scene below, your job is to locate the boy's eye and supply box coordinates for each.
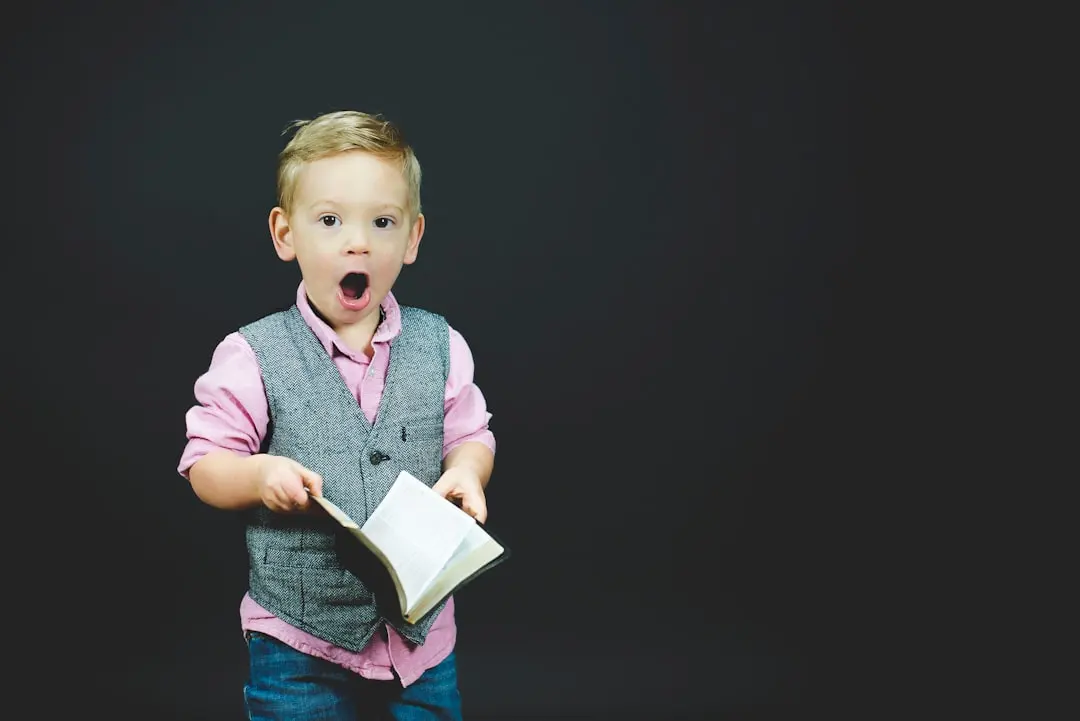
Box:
[319,215,339,227]
[374,217,395,229]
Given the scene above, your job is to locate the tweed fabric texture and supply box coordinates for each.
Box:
[238,303,449,650]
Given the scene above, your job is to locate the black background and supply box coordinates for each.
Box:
[3,1,928,718]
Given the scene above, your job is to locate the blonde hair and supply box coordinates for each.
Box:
[276,110,422,217]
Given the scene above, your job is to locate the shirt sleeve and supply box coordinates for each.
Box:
[177,332,270,478]
[443,325,496,459]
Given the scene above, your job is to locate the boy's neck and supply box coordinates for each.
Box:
[335,310,382,358]
[305,294,383,358]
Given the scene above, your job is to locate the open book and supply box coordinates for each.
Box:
[310,470,509,624]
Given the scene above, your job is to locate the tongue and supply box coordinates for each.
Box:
[341,273,368,299]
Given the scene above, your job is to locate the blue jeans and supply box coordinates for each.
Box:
[243,631,463,721]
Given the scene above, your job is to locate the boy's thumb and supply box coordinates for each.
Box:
[294,463,323,495]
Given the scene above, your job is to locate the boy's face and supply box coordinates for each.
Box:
[269,151,423,333]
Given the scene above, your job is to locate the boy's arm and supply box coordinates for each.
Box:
[189,451,267,510]
[441,326,496,463]
[180,333,272,510]
[442,440,494,489]
[432,326,496,521]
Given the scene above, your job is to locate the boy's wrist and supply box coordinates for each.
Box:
[442,441,494,487]
[244,453,269,495]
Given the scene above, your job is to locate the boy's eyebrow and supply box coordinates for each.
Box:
[308,199,405,213]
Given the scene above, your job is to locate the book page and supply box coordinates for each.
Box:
[407,524,505,622]
[360,472,476,612]
[445,523,500,569]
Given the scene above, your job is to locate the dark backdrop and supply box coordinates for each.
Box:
[3,1,897,718]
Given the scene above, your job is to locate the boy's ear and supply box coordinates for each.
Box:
[269,207,296,261]
[403,213,425,265]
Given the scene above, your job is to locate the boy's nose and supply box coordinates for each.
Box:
[343,230,370,254]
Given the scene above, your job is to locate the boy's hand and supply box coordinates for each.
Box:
[432,467,488,523]
[253,454,323,513]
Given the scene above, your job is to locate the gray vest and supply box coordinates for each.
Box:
[238,303,449,651]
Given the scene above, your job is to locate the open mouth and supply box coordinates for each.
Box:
[340,272,369,300]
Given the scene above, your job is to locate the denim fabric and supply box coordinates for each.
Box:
[244,632,463,721]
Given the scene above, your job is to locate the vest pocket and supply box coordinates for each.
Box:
[304,566,374,609]
[263,546,339,569]
[395,422,444,485]
[254,548,378,627]
[393,445,442,486]
[401,422,443,440]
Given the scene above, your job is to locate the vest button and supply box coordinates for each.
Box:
[369,451,389,465]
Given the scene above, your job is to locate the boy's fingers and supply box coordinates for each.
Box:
[293,463,323,496]
[290,484,309,508]
[272,487,295,513]
[431,476,452,498]
[462,491,488,524]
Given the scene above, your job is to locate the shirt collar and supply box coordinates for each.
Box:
[295,281,402,359]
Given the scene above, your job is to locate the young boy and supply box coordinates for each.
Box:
[177,110,496,721]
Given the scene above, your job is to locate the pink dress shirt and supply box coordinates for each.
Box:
[178,282,496,687]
